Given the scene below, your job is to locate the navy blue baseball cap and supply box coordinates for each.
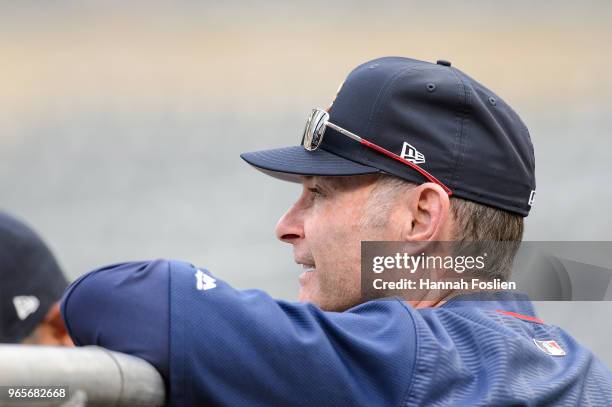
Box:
[0,212,68,343]
[241,56,536,216]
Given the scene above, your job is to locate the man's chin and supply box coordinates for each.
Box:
[298,288,316,304]
[299,290,360,312]
[298,289,331,310]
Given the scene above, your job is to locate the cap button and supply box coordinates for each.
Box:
[436,60,451,67]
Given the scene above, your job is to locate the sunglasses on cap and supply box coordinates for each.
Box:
[301,108,452,195]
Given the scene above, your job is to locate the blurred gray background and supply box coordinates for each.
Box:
[1,1,611,366]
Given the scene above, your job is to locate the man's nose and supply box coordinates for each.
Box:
[275,204,304,244]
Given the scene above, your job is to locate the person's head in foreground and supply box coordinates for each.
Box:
[242,57,535,311]
[0,212,72,345]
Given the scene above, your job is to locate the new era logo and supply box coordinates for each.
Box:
[400,142,426,165]
[528,190,536,206]
[13,296,40,320]
[533,338,566,356]
[195,269,217,291]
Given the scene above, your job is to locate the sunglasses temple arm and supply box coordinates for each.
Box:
[325,120,452,196]
[325,122,362,143]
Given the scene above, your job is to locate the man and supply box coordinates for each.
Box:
[0,211,72,345]
[61,57,611,405]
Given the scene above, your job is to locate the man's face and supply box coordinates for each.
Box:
[275,175,404,311]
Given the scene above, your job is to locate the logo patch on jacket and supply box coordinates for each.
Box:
[195,269,217,291]
[533,338,566,356]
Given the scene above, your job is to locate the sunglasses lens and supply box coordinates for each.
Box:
[302,109,329,151]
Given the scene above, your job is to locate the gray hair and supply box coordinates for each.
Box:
[363,174,524,280]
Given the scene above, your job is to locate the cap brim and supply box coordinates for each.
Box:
[240,146,380,183]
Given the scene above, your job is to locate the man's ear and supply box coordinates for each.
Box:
[21,302,73,346]
[403,182,452,241]
[43,303,74,346]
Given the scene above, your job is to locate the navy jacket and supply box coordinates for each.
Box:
[61,259,612,406]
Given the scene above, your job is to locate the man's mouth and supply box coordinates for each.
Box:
[298,263,316,287]
[301,264,316,273]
